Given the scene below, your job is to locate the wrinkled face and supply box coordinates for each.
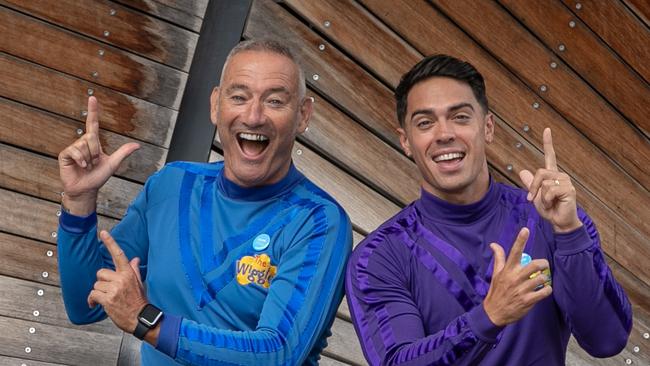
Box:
[398,77,494,204]
[211,50,312,187]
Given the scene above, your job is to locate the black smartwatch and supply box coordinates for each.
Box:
[133,304,163,340]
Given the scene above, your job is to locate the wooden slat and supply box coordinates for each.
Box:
[0,232,58,287]
[359,0,650,269]
[431,0,649,189]
[0,6,187,110]
[292,142,400,234]
[245,0,401,150]
[304,91,420,205]
[0,53,176,148]
[0,275,119,335]
[285,0,418,87]
[624,0,650,27]
[561,0,650,84]
[0,188,118,245]
[0,355,66,365]
[113,0,204,32]
[0,97,165,184]
[0,143,140,219]
[323,318,365,366]
[150,0,208,19]
[499,0,650,137]
[0,316,120,365]
[1,0,197,72]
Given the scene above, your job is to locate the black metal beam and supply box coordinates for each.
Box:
[166,0,252,163]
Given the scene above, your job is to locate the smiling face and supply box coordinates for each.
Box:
[398,77,494,204]
[210,50,312,187]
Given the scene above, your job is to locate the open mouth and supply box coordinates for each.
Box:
[237,132,270,157]
[433,152,465,164]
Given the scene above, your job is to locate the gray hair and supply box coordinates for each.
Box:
[220,39,307,99]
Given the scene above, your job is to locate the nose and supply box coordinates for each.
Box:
[243,99,265,127]
[435,119,455,144]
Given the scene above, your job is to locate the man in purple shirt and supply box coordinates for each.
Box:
[345,55,632,365]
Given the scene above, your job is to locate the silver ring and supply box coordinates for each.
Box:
[554,179,560,186]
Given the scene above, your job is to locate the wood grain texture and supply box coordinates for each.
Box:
[561,0,650,85]
[0,6,187,110]
[113,0,204,32]
[0,53,176,148]
[360,0,650,271]
[245,0,401,150]
[0,143,140,219]
[285,0,418,87]
[0,275,119,335]
[292,141,400,234]
[623,0,650,27]
[0,232,58,286]
[0,355,66,365]
[2,0,198,71]
[0,97,166,184]
[303,90,420,205]
[0,316,121,365]
[323,318,365,366]
[499,0,650,137]
[431,0,650,189]
[0,188,118,245]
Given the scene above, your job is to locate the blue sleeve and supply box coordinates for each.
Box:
[551,207,632,357]
[57,175,156,324]
[156,203,352,365]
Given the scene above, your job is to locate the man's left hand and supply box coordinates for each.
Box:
[519,128,582,233]
[88,230,148,333]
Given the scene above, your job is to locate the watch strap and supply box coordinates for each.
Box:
[133,320,149,340]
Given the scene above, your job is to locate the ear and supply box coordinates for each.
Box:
[296,96,314,134]
[484,112,495,144]
[210,86,220,126]
[397,127,412,157]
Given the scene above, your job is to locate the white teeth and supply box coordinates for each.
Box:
[433,152,465,162]
[238,133,268,142]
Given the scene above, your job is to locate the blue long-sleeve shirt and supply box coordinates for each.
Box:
[57,161,352,365]
[346,180,632,365]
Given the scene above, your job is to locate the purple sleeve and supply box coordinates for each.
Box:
[551,208,632,357]
[345,236,502,366]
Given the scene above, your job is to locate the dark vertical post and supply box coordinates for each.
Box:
[166,0,252,163]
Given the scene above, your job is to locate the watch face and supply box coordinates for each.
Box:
[139,304,163,327]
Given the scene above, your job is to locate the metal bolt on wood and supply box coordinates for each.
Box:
[515,142,523,149]
[523,124,530,133]
[540,85,548,92]
[569,20,576,28]
[626,359,632,365]
[76,128,84,135]
[29,327,35,334]
[558,44,566,52]
[56,210,61,217]
[110,9,116,16]
[324,20,331,28]
[644,332,649,339]
[98,49,105,56]
[633,346,640,352]
[296,149,303,156]
[91,71,99,78]
[25,347,31,354]
[33,310,39,317]
[103,30,110,37]
[318,44,325,51]
[37,289,44,296]
[506,164,513,172]
[46,250,53,257]
[82,110,88,117]
[87,88,94,96]
[42,271,49,278]
[550,62,558,69]
[51,231,57,238]
[312,74,319,81]
[532,102,540,109]
[575,3,582,10]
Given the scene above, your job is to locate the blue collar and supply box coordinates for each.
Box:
[217,163,304,201]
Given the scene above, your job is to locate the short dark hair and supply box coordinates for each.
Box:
[395,54,488,127]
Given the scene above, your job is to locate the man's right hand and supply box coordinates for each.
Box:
[483,227,552,327]
[58,97,140,216]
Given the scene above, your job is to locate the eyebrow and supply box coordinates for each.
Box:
[225,84,249,94]
[409,102,475,122]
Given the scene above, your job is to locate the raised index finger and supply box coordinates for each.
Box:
[506,227,529,269]
[85,96,100,136]
[99,230,130,271]
[543,128,558,171]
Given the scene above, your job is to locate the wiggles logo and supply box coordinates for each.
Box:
[236,254,277,288]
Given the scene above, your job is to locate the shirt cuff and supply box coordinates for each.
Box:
[59,210,98,234]
[467,304,504,343]
[554,225,593,256]
[156,313,181,359]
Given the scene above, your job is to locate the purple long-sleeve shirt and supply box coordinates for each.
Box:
[346,180,632,365]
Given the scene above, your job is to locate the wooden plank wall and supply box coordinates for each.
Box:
[210,1,649,365]
[0,0,647,365]
[0,0,206,364]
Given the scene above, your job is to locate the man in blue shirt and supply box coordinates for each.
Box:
[57,39,352,365]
